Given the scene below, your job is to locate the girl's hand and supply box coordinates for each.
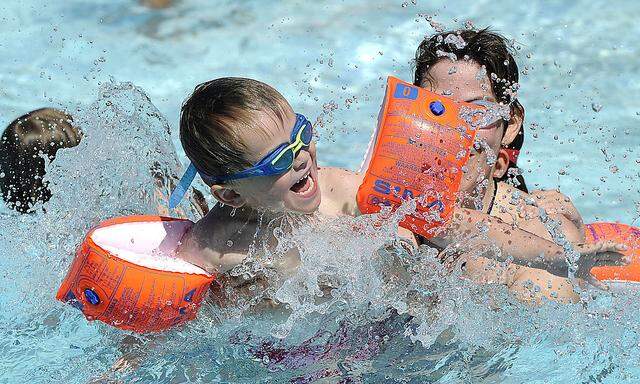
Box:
[574,241,629,289]
[531,190,585,235]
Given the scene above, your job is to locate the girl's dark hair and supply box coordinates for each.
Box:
[0,108,82,212]
[180,77,288,184]
[413,28,528,192]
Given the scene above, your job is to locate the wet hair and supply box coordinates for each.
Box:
[179,77,289,185]
[0,108,82,212]
[413,28,528,192]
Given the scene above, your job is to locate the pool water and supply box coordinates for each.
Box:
[1,0,639,383]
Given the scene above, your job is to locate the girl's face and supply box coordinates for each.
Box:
[220,105,321,214]
[422,59,505,208]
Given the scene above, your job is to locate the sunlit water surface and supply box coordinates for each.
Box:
[1,0,639,383]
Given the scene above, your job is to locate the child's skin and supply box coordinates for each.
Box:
[176,85,625,304]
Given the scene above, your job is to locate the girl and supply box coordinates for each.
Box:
[412,28,606,301]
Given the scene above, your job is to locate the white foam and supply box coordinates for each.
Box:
[91,220,209,276]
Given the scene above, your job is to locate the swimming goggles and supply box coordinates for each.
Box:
[169,113,313,209]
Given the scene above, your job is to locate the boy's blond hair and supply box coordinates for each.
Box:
[180,77,289,184]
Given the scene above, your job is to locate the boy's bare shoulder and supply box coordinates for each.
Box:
[318,166,363,186]
[317,167,363,216]
[178,212,251,274]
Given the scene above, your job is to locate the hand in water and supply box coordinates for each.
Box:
[574,241,630,290]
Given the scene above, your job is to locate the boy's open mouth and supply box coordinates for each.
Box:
[290,169,316,197]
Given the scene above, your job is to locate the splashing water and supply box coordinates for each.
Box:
[0,82,203,383]
[1,1,640,382]
[444,33,467,49]
[1,86,640,383]
[460,102,512,130]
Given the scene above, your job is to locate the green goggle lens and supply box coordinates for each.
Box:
[272,148,295,171]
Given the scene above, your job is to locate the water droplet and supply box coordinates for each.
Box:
[227,240,233,247]
[592,103,603,112]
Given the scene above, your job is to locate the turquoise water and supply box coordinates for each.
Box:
[1,0,640,382]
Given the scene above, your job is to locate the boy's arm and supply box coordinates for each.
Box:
[182,246,248,275]
[316,167,623,282]
[430,208,626,281]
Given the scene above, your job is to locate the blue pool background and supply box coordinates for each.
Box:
[1,0,640,383]
[2,0,639,223]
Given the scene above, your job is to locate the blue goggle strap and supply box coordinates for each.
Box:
[168,158,268,209]
[168,162,198,209]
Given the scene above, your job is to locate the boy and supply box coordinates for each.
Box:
[171,78,360,280]
[170,77,626,304]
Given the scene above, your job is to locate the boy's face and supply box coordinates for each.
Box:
[225,106,321,214]
[424,60,505,208]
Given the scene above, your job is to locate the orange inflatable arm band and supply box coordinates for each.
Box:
[357,76,485,238]
[56,215,216,333]
[586,222,640,282]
